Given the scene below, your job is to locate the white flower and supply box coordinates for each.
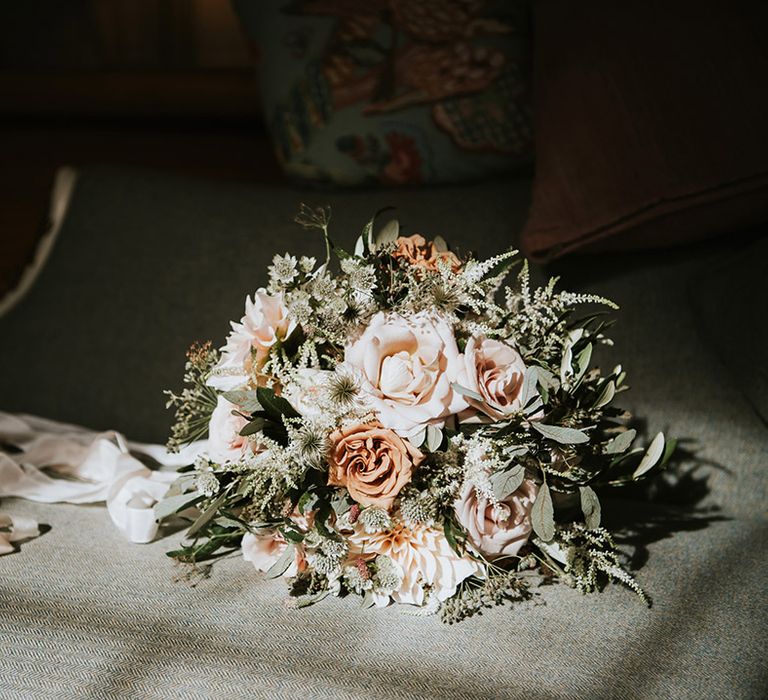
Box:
[344,311,467,437]
[207,395,249,464]
[346,521,483,607]
[282,368,333,418]
[269,253,298,286]
[208,290,297,390]
[453,478,538,560]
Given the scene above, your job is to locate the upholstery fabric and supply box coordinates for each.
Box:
[1,497,766,700]
[520,0,768,260]
[0,167,766,698]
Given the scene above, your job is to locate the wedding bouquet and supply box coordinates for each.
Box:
[161,206,674,622]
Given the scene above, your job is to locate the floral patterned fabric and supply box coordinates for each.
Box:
[235,0,533,186]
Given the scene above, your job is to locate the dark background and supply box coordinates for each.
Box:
[0,0,284,299]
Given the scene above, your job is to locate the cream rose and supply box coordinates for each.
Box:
[453,478,538,560]
[392,234,461,273]
[344,312,467,437]
[328,422,423,510]
[459,334,533,421]
[208,290,297,391]
[207,395,250,464]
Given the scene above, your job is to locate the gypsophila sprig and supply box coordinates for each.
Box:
[159,207,674,621]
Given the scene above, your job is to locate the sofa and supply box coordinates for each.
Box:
[0,166,766,699]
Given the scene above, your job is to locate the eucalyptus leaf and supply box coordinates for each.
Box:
[432,234,448,252]
[256,386,299,421]
[411,427,427,448]
[491,464,525,500]
[593,380,616,408]
[222,389,262,413]
[531,422,589,444]
[633,432,665,479]
[187,492,227,537]
[425,425,443,452]
[375,219,400,247]
[164,473,197,499]
[298,490,318,515]
[154,491,202,521]
[265,544,295,579]
[353,235,365,257]
[531,481,555,542]
[451,382,484,402]
[294,590,330,608]
[519,366,539,408]
[603,428,637,455]
[573,343,593,385]
[579,486,602,529]
[239,416,267,437]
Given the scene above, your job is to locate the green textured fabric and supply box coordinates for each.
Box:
[0,168,766,698]
[1,496,765,699]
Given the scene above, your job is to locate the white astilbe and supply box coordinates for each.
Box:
[505,261,618,361]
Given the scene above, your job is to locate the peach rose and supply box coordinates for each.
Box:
[208,290,297,391]
[453,478,538,560]
[459,334,534,421]
[344,311,467,437]
[392,234,461,273]
[207,395,250,464]
[328,422,424,510]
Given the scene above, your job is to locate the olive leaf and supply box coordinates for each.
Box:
[531,481,555,542]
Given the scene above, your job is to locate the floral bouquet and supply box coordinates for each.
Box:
[161,206,674,622]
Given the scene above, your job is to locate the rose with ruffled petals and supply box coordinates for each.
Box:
[346,522,483,606]
[459,334,534,421]
[208,290,297,391]
[207,395,249,464]
[453,479,538,560]
[392,234,461,273]
[344,312,467,437]
[328,422,423,510]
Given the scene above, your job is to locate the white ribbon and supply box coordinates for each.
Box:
[0,413,204,544]
[0,513,40,556]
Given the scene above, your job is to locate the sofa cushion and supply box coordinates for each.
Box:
[520,0,768,260]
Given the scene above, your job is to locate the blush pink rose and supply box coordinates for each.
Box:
[453,478,538,560]
[344,311,467,437]
[207,395,249,464]
[242,510,312,576]
[208,290,297,391]
[328,422,424,510]
[459,334,533,421]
